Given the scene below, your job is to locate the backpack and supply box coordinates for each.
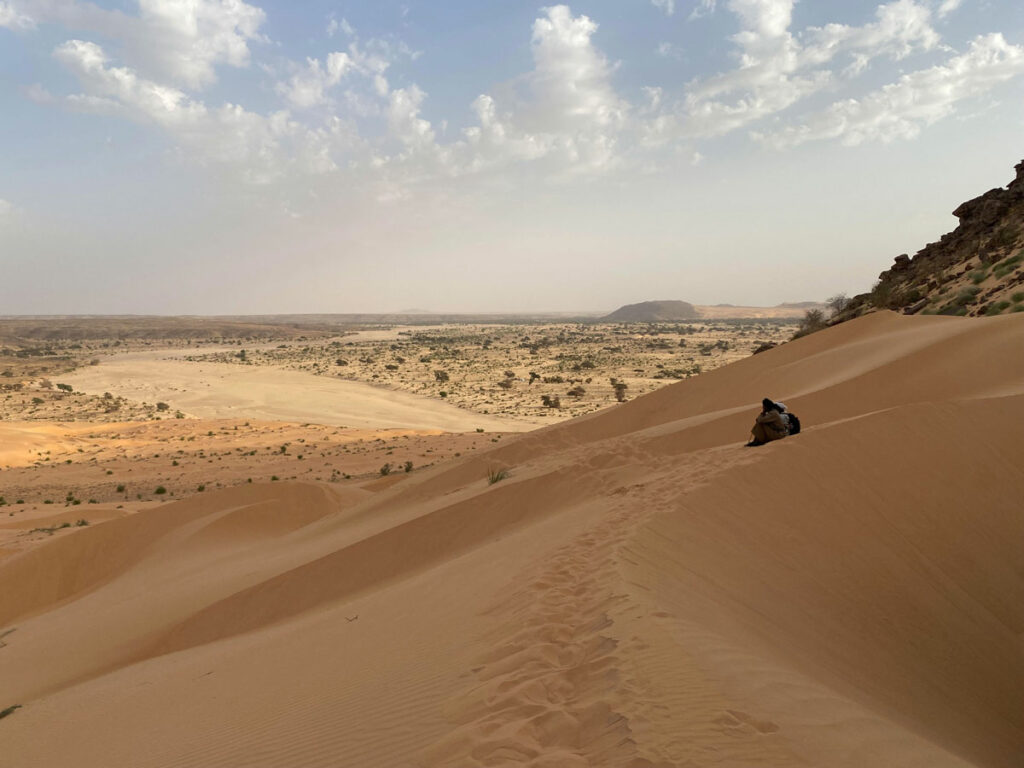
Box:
[787,413,801,435]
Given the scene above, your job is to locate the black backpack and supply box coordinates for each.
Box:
[787,413,801,435]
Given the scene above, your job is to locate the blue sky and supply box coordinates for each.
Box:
[2,0,1023,313]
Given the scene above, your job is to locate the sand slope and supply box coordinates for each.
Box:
[63,349,539,431]
[2,312,1022,767]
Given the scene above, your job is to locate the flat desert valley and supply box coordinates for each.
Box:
[1,310,1022,767]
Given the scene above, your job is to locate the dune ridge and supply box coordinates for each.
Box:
[2,311,1022,767]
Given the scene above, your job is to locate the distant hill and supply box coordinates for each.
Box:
[601,300,699,322]
[777,301,820,309]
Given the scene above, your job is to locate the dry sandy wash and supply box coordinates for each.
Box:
[2,311,1022,768]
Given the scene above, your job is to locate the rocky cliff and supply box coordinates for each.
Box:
[845,160,1024,318]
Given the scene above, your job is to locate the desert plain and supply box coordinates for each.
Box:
[1,309,1022,767]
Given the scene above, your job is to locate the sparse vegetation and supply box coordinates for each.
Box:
[793,308,828,339]
[487,467,509,485]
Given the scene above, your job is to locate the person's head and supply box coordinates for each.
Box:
[762,398,774,412]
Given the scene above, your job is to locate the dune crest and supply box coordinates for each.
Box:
[2,312,1022,767]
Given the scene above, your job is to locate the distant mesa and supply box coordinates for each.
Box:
[601,300,699,322]
[776,301,821,308]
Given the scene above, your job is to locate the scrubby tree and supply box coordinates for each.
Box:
[793,308,828,339]
[613,382,628,402]
[826,293,849,316]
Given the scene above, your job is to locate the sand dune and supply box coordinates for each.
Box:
[63,349,539,432]
[2,311,1022,767]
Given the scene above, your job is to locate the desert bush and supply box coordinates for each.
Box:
[613,382,628,402]
[404,461,413,473]
[993,252,1023,278]
[154,486,167,495]
[540,394,561,408]
[567,385,586,397]
[156,402,170,411]
[55,383,72,392]
[826,293,850,316]
[434,369,449,382]
[379,463,392,476]
[792,308,828,339]
[487,467,509,485]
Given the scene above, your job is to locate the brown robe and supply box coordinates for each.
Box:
[751,409,789,443]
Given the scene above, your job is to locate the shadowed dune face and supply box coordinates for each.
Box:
[1,312,1022,768]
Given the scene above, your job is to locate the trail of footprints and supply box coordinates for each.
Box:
[421,445,759,767]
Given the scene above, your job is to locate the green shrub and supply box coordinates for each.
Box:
[487,467,509,485]
[154,486,167,495]
[994,252,1023,278]
[985,301,1012,316]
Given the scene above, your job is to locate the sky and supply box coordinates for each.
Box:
[1,0,1023,314]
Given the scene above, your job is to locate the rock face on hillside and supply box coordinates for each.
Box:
[845,160,1024,318]
[602,300,699,322]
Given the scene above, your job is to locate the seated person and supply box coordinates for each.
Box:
[747,398,789,446]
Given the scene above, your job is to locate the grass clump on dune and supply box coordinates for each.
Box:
[487,467,509,485]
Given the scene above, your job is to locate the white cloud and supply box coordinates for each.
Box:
[3,0,265,88]
[22,81,54,103]
[937,0,963,19]
[689,0,717,19]
[671,0,941,139]
[524,5,625,132]
[802,0,939,66]
[132,0,265,88]
[759,33,1024,148]
[652,0,675,16]
[388,86,436,150]
[0,0,34,29]
[0,198,12,216]
[277,52,352,109]
[54,39,346,182]
[326,14,353,38]
[656,41,681,59]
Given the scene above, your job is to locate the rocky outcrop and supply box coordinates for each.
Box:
[845,160,1024,318]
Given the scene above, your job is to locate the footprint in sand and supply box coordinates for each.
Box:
[715,709,780,734]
